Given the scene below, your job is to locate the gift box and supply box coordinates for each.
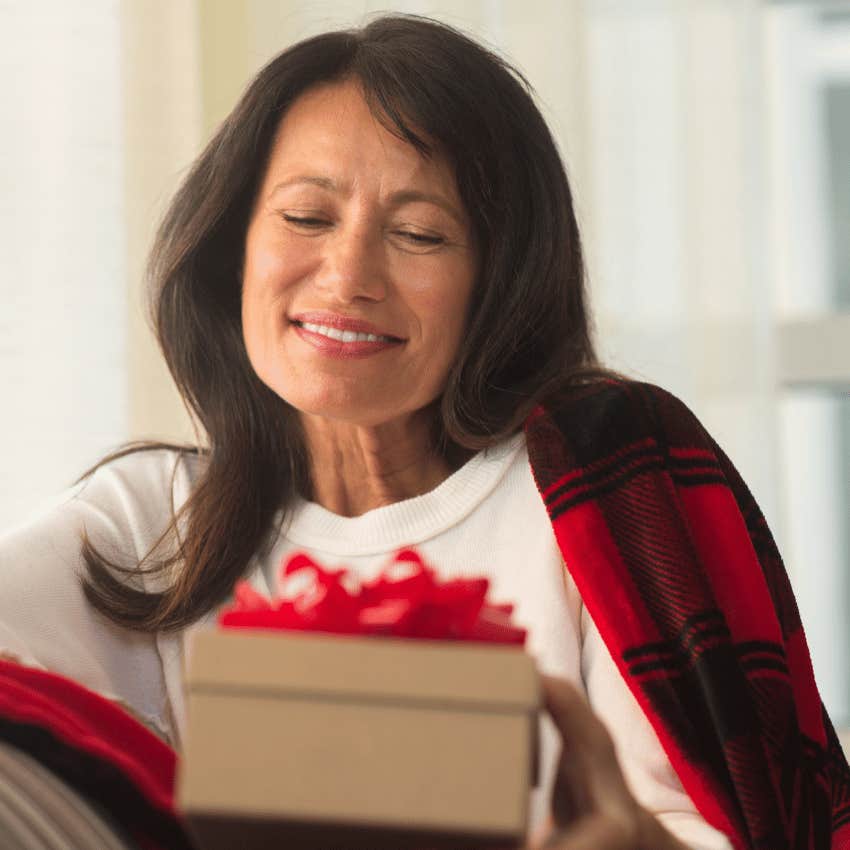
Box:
[178,627,540,849]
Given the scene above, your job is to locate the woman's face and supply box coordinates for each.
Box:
[242,79,478,429]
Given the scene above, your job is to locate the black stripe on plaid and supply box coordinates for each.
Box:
[737,642,790,675]
[544,441,725,508]
[623,615,790,680]
[833,806,850,830]
[672,471,728,488]
[623,611,723,661]
[629,624,733,676]
[544,442,664,507]
[668,456,728,487]
[547,457,665,520]
[546,451,727,520]
[630,646,790,679]
[739,657,790,675]
[624,611,731,677]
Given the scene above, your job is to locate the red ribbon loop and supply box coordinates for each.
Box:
[218,549,526,645]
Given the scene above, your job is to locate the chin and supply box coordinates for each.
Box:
[257,366,439,428]
[281,391,391,427]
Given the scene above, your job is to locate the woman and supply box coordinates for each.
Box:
[1,14,846,850]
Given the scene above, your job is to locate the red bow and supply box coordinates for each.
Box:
[218,548,526,645]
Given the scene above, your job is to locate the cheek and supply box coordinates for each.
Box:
[243,239,289,303]
[241,257,283,367]
[243,219,317,301]
[414,263,475,350]
[241,232,308,349]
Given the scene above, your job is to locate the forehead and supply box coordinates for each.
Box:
[260,79,460,198]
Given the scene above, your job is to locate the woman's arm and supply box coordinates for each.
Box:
[0,450,185,743]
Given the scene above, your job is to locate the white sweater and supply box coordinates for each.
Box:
[0,436,732,849]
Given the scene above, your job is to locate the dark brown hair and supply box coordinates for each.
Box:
[81,13,619,632]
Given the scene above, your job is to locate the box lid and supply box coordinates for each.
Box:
[186,629,540,711]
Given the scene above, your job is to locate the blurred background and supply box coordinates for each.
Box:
[1,0,848,723]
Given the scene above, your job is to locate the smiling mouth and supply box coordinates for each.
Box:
[291,320,402,344]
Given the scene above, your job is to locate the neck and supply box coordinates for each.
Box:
[300,411,469,517]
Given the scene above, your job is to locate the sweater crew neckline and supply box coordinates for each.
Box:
[282,432,526,555]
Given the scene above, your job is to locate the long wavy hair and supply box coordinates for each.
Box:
[81,13,620,632]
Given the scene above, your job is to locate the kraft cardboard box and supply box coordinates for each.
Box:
[178,629,541,850]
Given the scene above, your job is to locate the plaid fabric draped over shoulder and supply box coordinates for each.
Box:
[524,379,850,850]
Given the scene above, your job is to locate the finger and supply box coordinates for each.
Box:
[542,675,632,785]
[540,675,636,827]
[541,675,688,850]
[549,735,592,825]
[541,676,619,772]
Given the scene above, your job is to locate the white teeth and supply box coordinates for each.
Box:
[300,321,392,343]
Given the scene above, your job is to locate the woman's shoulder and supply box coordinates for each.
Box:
[533,378,711,454]
[75,444,206,514]
[0,446,199,730]
[525,378,722,495]
[1,444,206,571]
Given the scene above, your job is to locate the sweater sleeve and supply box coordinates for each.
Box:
[581,605,734,850]
[0,450,194,744]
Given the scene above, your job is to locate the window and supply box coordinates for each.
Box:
[767,0,850,724]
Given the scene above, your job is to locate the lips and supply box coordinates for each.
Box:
[290,311,404,342]
[288,310,406,361]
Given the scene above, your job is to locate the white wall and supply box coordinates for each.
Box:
[0,2,127,526]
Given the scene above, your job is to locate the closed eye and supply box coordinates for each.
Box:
[282,214,328,228]
[395,231,444,246]
[281,215,445,247]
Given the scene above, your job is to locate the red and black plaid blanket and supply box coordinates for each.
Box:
[525,379,850,850]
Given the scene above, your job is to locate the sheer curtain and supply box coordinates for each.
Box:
[583,0,779,529]
[765,1,850,727]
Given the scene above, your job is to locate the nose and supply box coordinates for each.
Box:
[314,223,387,304]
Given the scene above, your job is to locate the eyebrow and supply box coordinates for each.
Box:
[267,175,465,225]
